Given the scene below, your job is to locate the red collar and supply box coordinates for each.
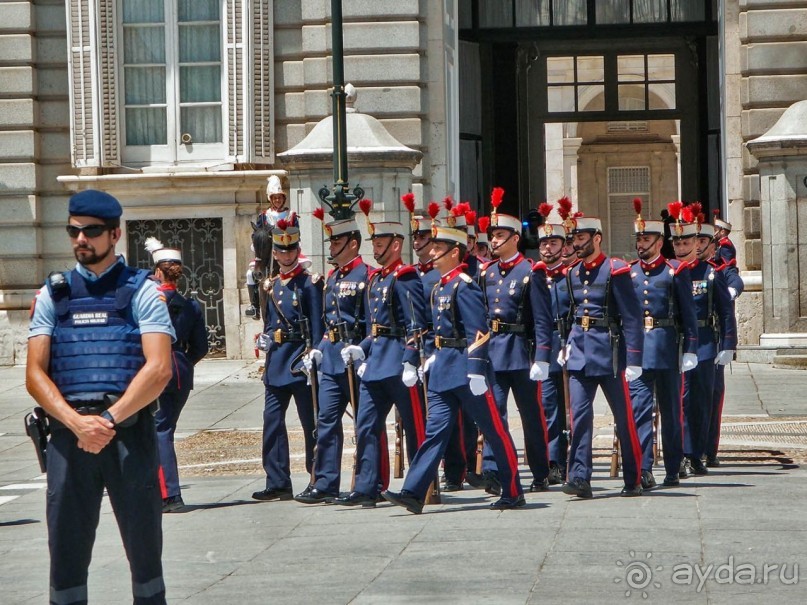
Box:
[381,258,403,277]
[639,255,665,271]
[440,265,466,286]
[687,259,699,269]
[280,265,304,280]
[498,253,524,271]
[546,263,565,278]
[418,260,434,273]
[158,283,176,292]
[582,253,606,270]
[338,256,363,275]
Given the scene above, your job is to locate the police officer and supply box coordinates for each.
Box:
[674,215,737,475]
[296,217,371,503]
[535,204,572,484]
[27,189,174,604]
[253,217,324,501]
[335,220,429,506]
[144,239,208,512]
[383,224,526,513]
[479,210,553,492]
[628,201,699,488]
[560,215,645,499]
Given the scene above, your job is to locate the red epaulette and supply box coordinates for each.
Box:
[368,267,382,279]
[531,260,548,273]
[480,259,497,272]
[665,259,689,275]
[610,258,631,276]
[719,237,735,248]
[394,264,418,278]
[629,258,640,267]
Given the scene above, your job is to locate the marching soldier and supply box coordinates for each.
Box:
[535,202,573,484]
[411,203,442,301]
[712,209,737,270]
[296,216,371,503]
[253,216,323,501]
[672,209,737,475]
[560,214,645,498]
[628,200,699,488]
[479,209,554,492]
[335,217,429,507]
[475,216,492,262]
[383,224,525,513]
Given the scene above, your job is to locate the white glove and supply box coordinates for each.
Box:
[303,349,322,371]
[256,333,271,352]
[681,353,698,372]
[341,345,365,365]
[529,361,550,382]
[418,354,436,381]
[468,374,488,396]
[306,371,323,386]
[357,363,367,378]
[557,344,571,367]
[715,350,735,366]
[402,362,418,387]
[728,286,737,301]
[624,366,643,382]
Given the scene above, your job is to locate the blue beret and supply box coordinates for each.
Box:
[68,189,123,220]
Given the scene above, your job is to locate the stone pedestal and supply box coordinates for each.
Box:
[746,100,807,348]
[277,89,423,275]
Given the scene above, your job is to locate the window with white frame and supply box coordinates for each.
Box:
[65,0,275,169]
[121,0,225,162]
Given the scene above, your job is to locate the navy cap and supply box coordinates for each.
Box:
[68,189,123,220]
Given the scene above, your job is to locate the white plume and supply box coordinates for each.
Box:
[144,237,164,254]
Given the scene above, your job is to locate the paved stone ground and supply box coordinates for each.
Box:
[1,360,806,604]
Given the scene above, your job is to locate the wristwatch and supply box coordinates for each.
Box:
[100,410,117,427]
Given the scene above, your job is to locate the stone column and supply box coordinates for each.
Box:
[746,100,807,350]
[278,88,423,275]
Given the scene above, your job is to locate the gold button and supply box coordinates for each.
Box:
[644,300,649,304]
[498,280,503,285]
[584,299,588,304]
[643,280,649,286]
[584,309,590,314]
[584,280,589,285]
[586,271,590,276]
[643,290,648,295]
[583,289,588,294]
[494,298,500,303]
[645,310,650,316]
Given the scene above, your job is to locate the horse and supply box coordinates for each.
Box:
[250,221,277,324]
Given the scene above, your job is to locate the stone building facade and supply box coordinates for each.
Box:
[0,0,805,363]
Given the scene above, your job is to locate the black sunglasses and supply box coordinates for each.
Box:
[65,224,111,238]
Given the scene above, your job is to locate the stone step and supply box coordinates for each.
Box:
[772,354,807,370]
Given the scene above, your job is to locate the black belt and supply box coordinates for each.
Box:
[49,402,111,431]
[434,335,467,349]
[327,324,356,343]
[371,324,405,338]
[696,318,716,328]
[574,316,613,331]
[490,319,525,334]
[273,329,305,344]
[643,317,677,330]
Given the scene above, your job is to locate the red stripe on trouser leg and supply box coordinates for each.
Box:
[484,389,520,496]
[620,374,643,487]
[408,385,426,446]
[158,466,168,499]
[379,429,390,491]
[535,382,550,461]
[679,373,686,449]
[713,389,725,453]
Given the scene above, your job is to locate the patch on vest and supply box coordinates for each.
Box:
[72,311,109,326]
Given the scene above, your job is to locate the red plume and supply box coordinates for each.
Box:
[633,197,643,215]
[490,187,505,208]
[312,207,325,221]
[538,203,553,219]
[573,211,584,219]
[276,218,288,231]
[359,198,372,216]
[443,196,454,211]
[667,201,682,220]
[713,208,720,218]
[698,213,706,225]
[401,192,416,213]
[478,216,490,232]
[689,202,702,220]
[465,210,477,226]
[428,202,440,220]
[681,207,694,224]
[451,205,464,217]
[287,211,297,227]
[557,196,573,220]
[456,202,471,215]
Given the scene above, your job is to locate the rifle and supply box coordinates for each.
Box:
[407,291,440,504]
[557,316,572,480]
[24,407,49,473]
[393,410,404,478]
[609,423,621,478]
[652,395,660,466]
[296,286,319,486]
[334,292,360,491]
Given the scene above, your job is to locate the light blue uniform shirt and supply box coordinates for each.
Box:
[28,256,176,340]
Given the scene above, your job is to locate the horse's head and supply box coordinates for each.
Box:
[251,223,273,269]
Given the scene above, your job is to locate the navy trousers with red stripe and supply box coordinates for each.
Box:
[443,409,478,483]
[353,378,426,497]
[683,358,716,460]
[567,371,642,488]
[401,383,524,501]
[483,369,550,482]
[628,369,685,478]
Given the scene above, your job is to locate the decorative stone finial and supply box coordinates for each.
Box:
[345,83,357,113]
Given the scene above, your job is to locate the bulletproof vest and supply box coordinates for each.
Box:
[49,263,149,400]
